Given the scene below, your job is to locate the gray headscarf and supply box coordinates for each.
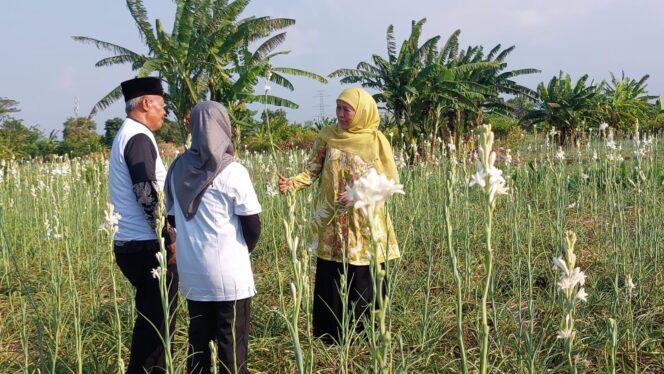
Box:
[165,101,234,219]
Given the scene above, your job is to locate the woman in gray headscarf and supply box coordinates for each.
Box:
[165,101,262,374]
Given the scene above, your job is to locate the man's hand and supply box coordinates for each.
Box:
[162,217,177,265]
[166,242,177,266]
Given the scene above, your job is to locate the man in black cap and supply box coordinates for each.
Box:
[109,76,178,373]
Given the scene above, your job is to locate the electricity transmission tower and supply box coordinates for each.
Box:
[313,90,329,121]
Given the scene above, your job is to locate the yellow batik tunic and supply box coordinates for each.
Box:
[290,136,400,266]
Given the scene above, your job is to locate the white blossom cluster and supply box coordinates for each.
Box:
[99,202,121,234]
[44,216,62,240]
[266,182,278,197]
[553,231,587,343]
[346,168,404,217]
[468,124,509,205]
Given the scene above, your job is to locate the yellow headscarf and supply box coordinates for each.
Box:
[320,87,399,183]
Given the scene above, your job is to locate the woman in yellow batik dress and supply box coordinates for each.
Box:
[278,87,400,344]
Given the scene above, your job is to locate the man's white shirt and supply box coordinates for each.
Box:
[109,118,166,241]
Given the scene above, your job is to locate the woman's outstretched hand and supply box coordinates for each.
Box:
[278,175,293,194]
[337,191,350,206]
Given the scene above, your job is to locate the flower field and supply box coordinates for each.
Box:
[1,129,663,373]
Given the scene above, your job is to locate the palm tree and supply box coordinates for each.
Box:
[601,72,658,131]
[0,97,20,120]
[329,19,440,140]
[454,44,539,127]
[73,0,326,143]
[522,72,601,144]
[330,20,538,146]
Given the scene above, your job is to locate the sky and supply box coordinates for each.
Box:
[1,0,663,136]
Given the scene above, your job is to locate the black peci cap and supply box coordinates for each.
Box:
[121,77,164,102]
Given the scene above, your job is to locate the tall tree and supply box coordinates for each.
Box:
[73,0,325,143]
[601,72,658,131]
[60,117,102,156]
[329,19,538,145]
[102,117,123,147]
[522,72,601,144]
[0,97,20,120]
[506,95,536,121]
[329,19,440,140]
[452,44,539,127]
[0,118,42,159]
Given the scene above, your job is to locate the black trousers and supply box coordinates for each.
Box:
[187,298,251,374]
[312,257,386,344]
[115,241,179,374]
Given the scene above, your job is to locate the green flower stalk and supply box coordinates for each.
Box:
[154,191,174,374]
[468,124,509,374]
[444,152,467,374]
[346,168,404,373]
[279,190,313,374]
[553,230,587,374]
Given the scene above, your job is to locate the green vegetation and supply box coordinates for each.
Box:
[2,2,664,373]
[1,131,663,372]
[72,0,326,139]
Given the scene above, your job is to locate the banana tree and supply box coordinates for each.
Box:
[73,0,325,144]
[522,72,602,144]
[600,72,658,131]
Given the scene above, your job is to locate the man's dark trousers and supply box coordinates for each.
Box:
[115,240,178,374]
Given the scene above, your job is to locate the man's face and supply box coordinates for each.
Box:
[145,95,166,131]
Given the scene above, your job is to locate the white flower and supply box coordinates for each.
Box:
[569,267,587,287]
[263,84,271,92]
[99,203,122,233]
[557,278,575,292]
[488,178,509,203]
[599,123,609,131]
[552,256,570,275]
[626,274,636,291]
[576,287,588,302]
[555,147,565,160]
[266,182,278,197]
[606,140,617,150]
[346,168,405,216]
[581,173,589,180]
[468,127,509,205]
[155,251,164,264]
[557,327,576,341]
[468,168,487,188]
[150,267,161,279]
[447,143,456,152]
